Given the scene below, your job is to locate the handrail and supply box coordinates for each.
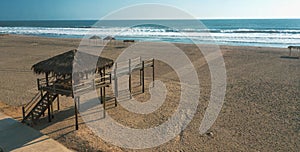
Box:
[22,92,42,119]
[24,92,40,108]
[38,76,56,85]
[22,92,50,122]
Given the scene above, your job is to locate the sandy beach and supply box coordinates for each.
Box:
[0,34,299,151]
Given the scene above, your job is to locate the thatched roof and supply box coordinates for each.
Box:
[288,46,300,49]
[89,35,101,39]
[104,36,115,40]
[32,49,114,75]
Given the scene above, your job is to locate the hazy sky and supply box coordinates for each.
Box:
[0,0,299,20]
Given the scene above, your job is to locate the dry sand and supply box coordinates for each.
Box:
[0,35,299,151]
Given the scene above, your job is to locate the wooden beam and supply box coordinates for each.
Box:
[142,61,145,93]
[129,59,132,98]
[75,97,79,130]
[114,63,118,98]
[51,101,54,119]
[139,56,142,86]
[103,86,106,118]
[22,107,25,119]
[47,93,51,122]
[57,95,60,111]
[100,70,103,104]
[152,59,155,87]
[46,73,49,87]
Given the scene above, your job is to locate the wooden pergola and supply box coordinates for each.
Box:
[22,49,114,130]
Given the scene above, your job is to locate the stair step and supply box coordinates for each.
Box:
[32,112,39,116]
[37,105,47,108]
[22,92,58,123]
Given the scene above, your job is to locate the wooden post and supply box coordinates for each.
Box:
[289,47,292,56]
[57,95,60,111]
[129,59,132,98]
[142,61,145,93]
[47,94,51,122]
[77,97,80,114]
[37,78,43,97]
[103,86,106,118]
[92,79,95,90]
[103,68,106,103]
[46,73,49,87]
[114,63,118,98]
[109,73,112,84]
[100,70,103,104]
[75,97,79,130]
[51,101,54,119]
[22,106,25,119]
[100,89,103,104]
[140,57,142,86]
[152,58,155,87]
[31,112,34,122]
[103,68,106,83]
[37,78,40,90]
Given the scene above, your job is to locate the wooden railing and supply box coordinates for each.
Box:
[22,92,42,119]
[73,74,111,95]
[37,76,56,90]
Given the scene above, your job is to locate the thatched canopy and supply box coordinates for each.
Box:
[89,35,101,40]
[32,49,114,75]
[104,36,115,40]
[288,46,300,49]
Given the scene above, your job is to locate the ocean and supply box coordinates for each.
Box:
[0,19,299,48]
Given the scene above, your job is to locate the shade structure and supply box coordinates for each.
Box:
[89,35,101,40]
[103,36,115,40]
[32,49,114,75]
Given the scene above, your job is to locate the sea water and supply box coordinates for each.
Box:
[0,19,299,48]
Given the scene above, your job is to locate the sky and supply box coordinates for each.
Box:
[0,0,299,20]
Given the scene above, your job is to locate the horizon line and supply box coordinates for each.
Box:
[0,18,299,21]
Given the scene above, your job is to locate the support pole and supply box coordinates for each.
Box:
[22,106,25,119]
[152,58,155,87]
[129,59,132,98]
[103,68,106,83]
[77,97,80,113]
[289,48,292,56]
[142,61,145,93]
[103,86,106,118]
[46,73,49,87]
[109,73,112,84]
[47,94,51,122]
[75,97,79,130]
[114,63,118,98]
[57,95,60,110]
[51,101,54,119]
[140,57,142,86]
[115,97,117,107]
[100,70,103,104]
[103,68,106,103]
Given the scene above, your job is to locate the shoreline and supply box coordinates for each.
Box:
[1,34,292,49]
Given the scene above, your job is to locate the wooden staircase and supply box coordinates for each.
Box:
[22,92,58,124]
